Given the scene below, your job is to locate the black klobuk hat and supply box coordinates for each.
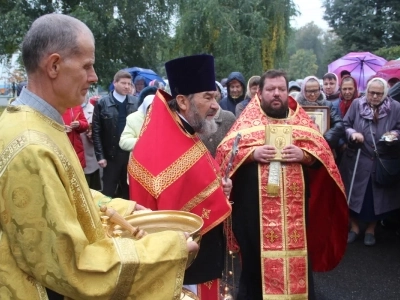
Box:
[165,54,216,98]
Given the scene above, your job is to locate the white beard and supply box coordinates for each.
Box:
[199,118,218,136]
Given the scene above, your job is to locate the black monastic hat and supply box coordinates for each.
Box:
[165,54,216,98]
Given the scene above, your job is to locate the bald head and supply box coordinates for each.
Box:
[22,14,93,74]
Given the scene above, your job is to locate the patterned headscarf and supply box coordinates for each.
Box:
[360,78,390,123]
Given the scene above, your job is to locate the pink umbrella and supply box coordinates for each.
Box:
[375,60,400,81]
[328,52,387,92]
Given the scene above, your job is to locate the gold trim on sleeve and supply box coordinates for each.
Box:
[111,237,139,300]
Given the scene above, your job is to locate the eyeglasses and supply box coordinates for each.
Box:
[305,89,320,94]
[368,91,384,97]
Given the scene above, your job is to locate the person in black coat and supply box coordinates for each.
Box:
[219,71,246,114]
[92,70,139,198]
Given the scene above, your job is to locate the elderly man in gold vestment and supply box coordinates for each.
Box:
[0,14,198,300]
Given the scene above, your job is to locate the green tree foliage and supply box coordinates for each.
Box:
[0,0,178,86]
[173,0,295,80]
[375,46,400,61]
[0,0,296,86]
[320,31,346,72]
[288,49,318,80]
[287,22,325,77]
[323,0,400,53]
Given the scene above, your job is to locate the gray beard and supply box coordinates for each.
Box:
[198,118,218,137]
[187,101,218,135]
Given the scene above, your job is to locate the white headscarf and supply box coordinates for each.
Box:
[138,95,155,115]
[366,77,389,100]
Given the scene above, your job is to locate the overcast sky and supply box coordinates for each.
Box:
[291,0,329,30]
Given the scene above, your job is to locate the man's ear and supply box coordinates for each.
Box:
[176,94,189,112]
[44,53,62,79]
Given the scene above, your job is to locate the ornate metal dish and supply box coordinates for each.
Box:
[109,210,203,267]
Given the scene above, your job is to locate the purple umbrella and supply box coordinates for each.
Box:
[328,52,387,92]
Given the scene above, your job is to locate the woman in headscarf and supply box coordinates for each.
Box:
[322,72,340,102]
[296,75,344,150]
[119,95,155,152]
[335,76,359,162]
[235,75,260,117]
[340,78,400,246]
[338,76,359,118]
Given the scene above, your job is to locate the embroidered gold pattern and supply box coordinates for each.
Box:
[203,280,213,289]
[201,208,211,220]
[1,210,10,224]
[0,130,103,243]
[288,182,300,196]
[290,230,301,243]
[174,233,188,300]
[129,143,206,198]
[139,104,153,136]
[265,230,279,243]
[181,178,220,211]
[111,237,140,300]
[30,131,102,242]
[0,135,28,176]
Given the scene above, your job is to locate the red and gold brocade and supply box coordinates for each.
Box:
[216,95,348,299]
[128,90,231,235]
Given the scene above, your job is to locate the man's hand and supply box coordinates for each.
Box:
[70,120,80,129]
[98,159,107,168]
[134,203,151,211]
[221,177,232,197]
[351,132,364,143]
[253,145,277,163]
[281,145,304,162]
[184,232,199,268]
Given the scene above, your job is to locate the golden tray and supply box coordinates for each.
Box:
[109,210,204,267]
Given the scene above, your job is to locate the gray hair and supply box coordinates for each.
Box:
[168,94,194,112]
[22,14,92,74]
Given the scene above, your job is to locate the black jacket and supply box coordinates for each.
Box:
[219,71,246,115]
[92,92,138,161]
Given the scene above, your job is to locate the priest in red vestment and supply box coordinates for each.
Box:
[128,54,232,299]
[216,69,348,300]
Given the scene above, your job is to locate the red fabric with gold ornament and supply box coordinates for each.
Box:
[197,280,220,300]
[216,95,348,297]
[128,90,231,235]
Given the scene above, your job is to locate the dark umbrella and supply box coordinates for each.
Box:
[328,52,387,92]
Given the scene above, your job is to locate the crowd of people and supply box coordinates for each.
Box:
[1,12,400,300]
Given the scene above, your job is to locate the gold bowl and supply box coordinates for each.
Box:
[111,210,203,267]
